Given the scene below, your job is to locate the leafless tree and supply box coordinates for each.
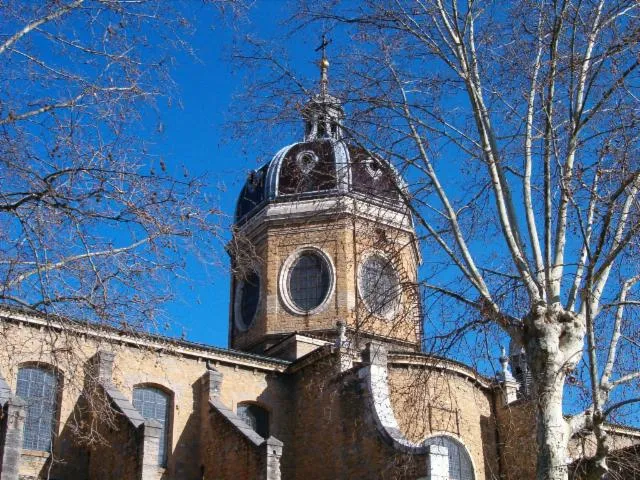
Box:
[0,0,244,328]
[0,0,242,457]
[233,1,640,478]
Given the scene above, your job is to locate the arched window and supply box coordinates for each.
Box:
[359,254,400,318]
[423,435,474,480]
[237,402,269,438]
[132,386,171,467]
[16,366,59,452]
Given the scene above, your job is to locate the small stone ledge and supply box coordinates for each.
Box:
[209,398,265,447]
[19,449,49,459]
[100,382,145,429]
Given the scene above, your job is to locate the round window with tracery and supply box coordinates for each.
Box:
[359,254,400,318]
[288,252,331,312]
[280,249,333,314]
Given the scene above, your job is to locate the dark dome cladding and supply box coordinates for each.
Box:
[234,50,408,224]
[348,145,400,202]
[235,164,269,220]
[234,142,407,223]
[278,140,337,195]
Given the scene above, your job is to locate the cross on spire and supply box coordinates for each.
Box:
[301,34,344,141]
[315,34,332,97]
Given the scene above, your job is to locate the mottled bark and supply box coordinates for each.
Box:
[525,304,585,480]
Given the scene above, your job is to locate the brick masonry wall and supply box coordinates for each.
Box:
[232,216,421,352]
[388,365,500,479]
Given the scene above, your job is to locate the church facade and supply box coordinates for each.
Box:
[1,60,639,480]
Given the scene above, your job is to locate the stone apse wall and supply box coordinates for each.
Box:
[0,313,504,480]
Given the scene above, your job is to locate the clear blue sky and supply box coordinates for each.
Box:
[156,2,323,347]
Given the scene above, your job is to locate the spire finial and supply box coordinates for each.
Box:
[498,345,516,382]
[315,34,331,97]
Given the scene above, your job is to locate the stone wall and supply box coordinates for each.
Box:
[87,406,142,480]
[2,310,639,480]
[0,314,288,480]
[199,370,284,480]
[284,347,447,479]
[286,349,420,479]
[388,359,500,479]
[200,399,265,479]
[282,344,501,480]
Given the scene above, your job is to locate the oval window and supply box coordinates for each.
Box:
[296,150,318,174]
[359,254,400,318]
[287,251,331,312]
[236,271,261,330]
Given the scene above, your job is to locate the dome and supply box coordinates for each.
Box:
[234,139,409,223]
[234,49,409,224]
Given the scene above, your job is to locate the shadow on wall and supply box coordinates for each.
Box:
[166,379,203,479]
[49,394,91,479]
[480,414,500,480]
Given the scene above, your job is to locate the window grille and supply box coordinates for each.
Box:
[133,386,170,467]
[237,403,269,438]
[288,252,330,311]
[360,255,400,317]
[423,435,474,480]
[16,366,58,452]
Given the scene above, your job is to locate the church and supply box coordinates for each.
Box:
[1,55,639,480]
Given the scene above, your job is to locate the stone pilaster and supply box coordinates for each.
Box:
[201,368,223,401]
[0,397,26,480]
[363,340,388,367]
[139,419,162,480]
[263,436,283,480]
[91,350,115,384]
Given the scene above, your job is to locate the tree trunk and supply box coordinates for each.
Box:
[524,304,585,480]
[535,371,570,480]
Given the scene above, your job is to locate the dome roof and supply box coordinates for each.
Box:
[234,49,409,224]
[234,139,409,223]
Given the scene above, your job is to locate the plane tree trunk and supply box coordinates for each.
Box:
[524,304,585,480]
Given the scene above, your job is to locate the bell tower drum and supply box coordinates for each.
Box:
[229,48,422,355]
